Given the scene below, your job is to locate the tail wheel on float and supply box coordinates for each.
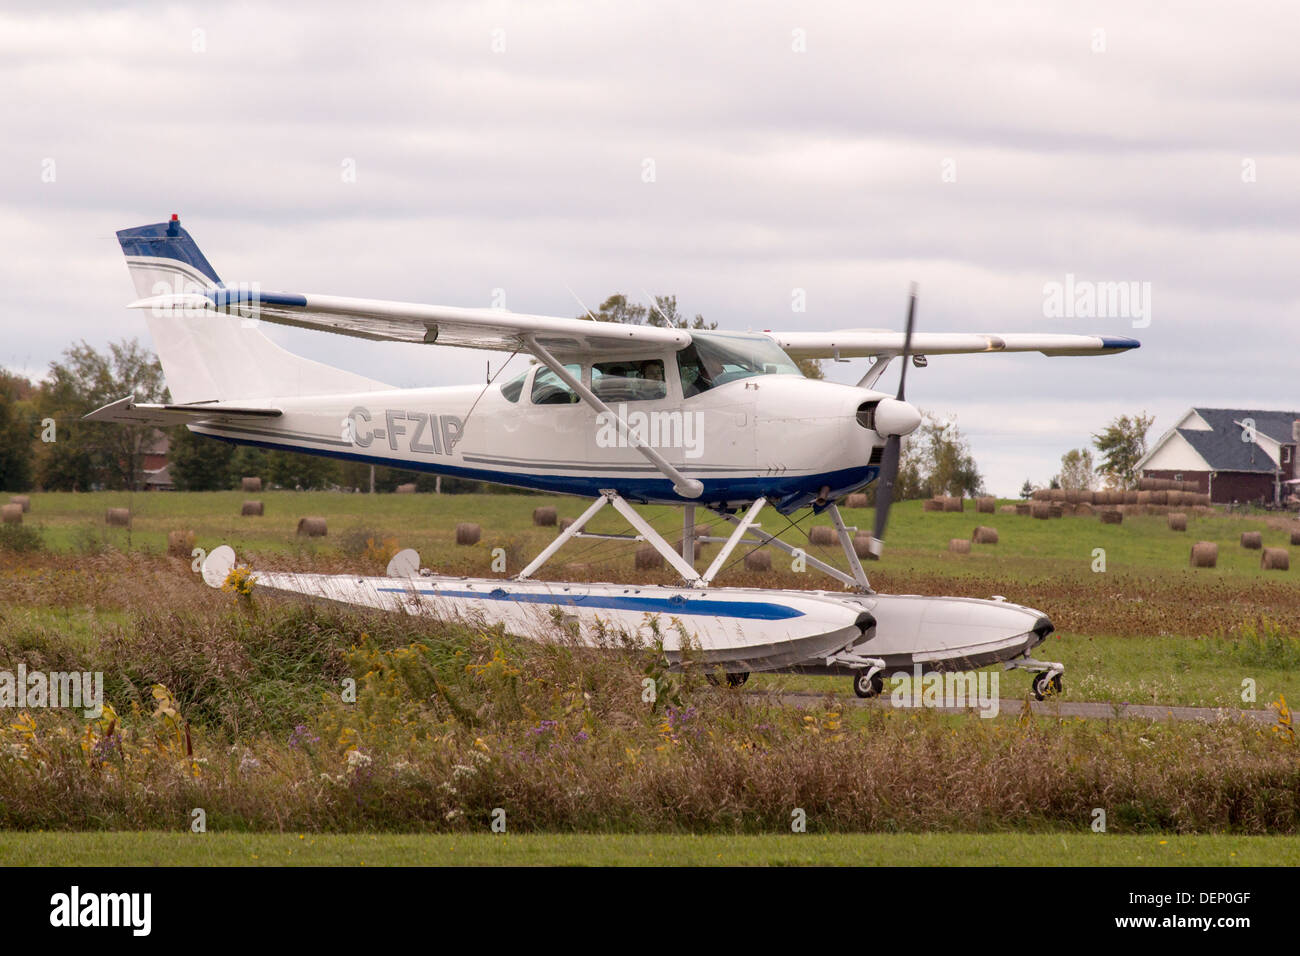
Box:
[853,671,885,699]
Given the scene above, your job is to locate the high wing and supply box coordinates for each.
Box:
[769,329,1140,359]
[127,290,689,356]
[84,395,282,427]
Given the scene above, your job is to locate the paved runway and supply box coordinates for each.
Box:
[756,690,1276,724]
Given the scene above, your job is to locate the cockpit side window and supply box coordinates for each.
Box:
[677,333,801,397]
[530,364,583,405]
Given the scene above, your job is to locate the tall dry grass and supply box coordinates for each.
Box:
[2,558,1299,833]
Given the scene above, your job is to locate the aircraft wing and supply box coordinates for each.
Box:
[128,291,690,355]
[84,395,282,427]
[769,329,1141,358]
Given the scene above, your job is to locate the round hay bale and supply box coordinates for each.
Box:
[1015,503,1031,516]
[808,526,836,546]
[1046,488,1066,502]
[1030,502,1050,519]
[1136,491,1152,505]
[1190,541,1218,568]
[999,504,1018,515]
[1048,504,1063,519]
[241,476,262,492]
[845,493,869,509]
[743,549,772,571]
[948,538,971,554]
[942,497,963,513]
[1138,477,1158,491]
[1099,510,1123,525]
[241,500,264,516]
[533,506,558,527]
[1290,529,1300,547]
[972,526,998,544]
[1149,490,1168,505]
[395,482,417,494]
[559,517,575,532]
[1167,513,1187,531]
[1261,548,1290,571]
[1,503,22,524]
[296,517,327,537]
[105,508,130,528]
[923,498,943,512]
[455,522,481,545]
[1240,531,1263,550]
[167,530,196,557]
[635,544,664,570]
[976,496,996,513]
[1031,489,1049,501]
[1059,503,1077,516]
[9,495,30,513]
[1074,502,1094,516]
[852,534,876,559]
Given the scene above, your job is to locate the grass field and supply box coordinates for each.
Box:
[2,831,1296,866]
[2,490,1299,863]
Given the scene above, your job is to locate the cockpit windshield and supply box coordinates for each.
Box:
[677,331,802,398]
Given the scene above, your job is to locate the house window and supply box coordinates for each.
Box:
[1174,473,1182,481]
[1285,447,1293,464]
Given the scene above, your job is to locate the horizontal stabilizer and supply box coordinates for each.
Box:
[83,395,282,427]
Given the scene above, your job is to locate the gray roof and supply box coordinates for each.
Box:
[1176,408,1299,473]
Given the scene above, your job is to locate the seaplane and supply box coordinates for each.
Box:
[90,216,1139,699]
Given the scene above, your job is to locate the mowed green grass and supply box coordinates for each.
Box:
[2,831,1297,866]
[753,630,1299,709]
[10,490,1297,580]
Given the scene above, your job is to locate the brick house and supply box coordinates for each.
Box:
[1136,408,1300,505]
[140,431,174,491]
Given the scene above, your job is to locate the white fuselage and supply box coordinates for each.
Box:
[192,346,886,513]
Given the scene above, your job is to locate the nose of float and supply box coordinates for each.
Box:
[872,398,922,437]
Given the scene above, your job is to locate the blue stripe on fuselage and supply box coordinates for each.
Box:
[200,432,878,513]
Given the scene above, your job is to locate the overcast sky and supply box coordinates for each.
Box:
[3,1,1298,494]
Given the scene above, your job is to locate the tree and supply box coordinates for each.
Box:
[266,449,338,490]
[1093,413,1155,489]
[38,339,167,490]
[1019,479,1033,500]
[1057,448,1095,491]
[582,292,823,377]
[0,372,36,491]
[168,425,236,491]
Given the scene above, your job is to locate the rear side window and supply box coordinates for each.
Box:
[592,359,667,402]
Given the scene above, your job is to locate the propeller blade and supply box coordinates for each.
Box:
[896,282,917,401]
[868,284,917,556]
[872,434,901,543]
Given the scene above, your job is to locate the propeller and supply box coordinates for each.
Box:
[866,284,919,558]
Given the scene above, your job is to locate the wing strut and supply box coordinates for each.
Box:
[522,334,703,499]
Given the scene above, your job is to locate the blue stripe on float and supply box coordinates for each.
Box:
[376,586,805,620]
